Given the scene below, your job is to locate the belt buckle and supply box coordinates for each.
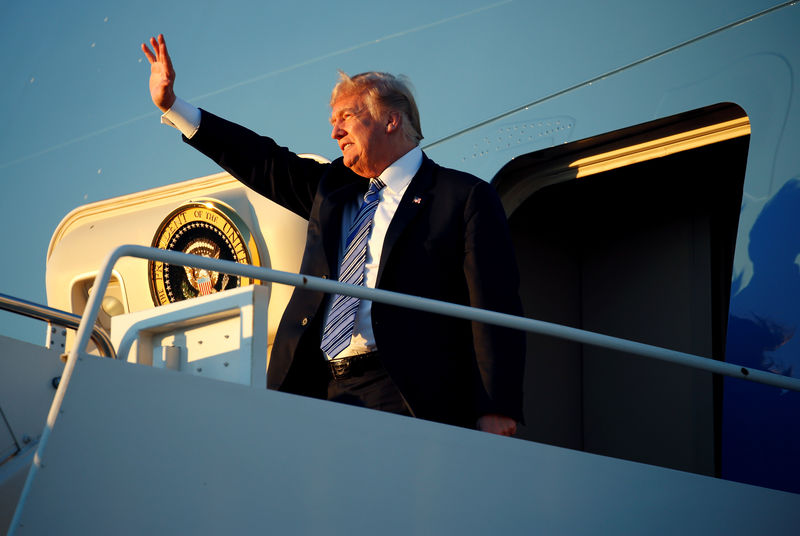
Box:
[330,358,352,380]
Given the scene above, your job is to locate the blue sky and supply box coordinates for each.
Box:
[0,0,782,345]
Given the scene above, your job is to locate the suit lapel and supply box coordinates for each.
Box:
[376,155,436,286]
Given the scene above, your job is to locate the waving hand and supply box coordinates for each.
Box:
[141,34,176,112]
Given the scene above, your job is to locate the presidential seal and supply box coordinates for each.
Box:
[149,201,261,306]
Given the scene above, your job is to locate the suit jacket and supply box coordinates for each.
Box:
[186,110,525,427]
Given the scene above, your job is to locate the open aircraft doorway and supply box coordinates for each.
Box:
[494,103,750,477]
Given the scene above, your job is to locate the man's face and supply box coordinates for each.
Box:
[330,93,391,178]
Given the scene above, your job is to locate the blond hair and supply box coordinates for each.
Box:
[331,71,423,144]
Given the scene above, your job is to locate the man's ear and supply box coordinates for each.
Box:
[385,111,402,134]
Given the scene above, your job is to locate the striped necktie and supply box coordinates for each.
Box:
[320,178,386,359]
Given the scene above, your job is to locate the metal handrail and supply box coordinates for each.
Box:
[69,245,800,393]
[0,292,116,359]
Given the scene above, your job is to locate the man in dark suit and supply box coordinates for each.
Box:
[142,34,524,435]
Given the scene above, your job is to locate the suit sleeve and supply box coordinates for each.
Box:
[463,180,526,422]
[184,109,328,220]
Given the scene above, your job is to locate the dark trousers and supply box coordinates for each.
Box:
[327,366,412,417]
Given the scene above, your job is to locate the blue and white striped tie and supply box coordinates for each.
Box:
[320,178,386,359]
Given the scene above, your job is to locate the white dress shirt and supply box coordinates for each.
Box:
[161,98,423,359]
[330,146,421,359]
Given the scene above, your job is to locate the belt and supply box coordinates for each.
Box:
[328,351,382,381]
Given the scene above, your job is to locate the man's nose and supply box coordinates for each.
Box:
[331,121,344,140]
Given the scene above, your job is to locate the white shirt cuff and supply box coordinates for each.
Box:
[161,97,201,139]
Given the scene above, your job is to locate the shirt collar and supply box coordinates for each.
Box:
[377,146,423,194]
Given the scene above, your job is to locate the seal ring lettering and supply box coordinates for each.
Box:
[149,201,260,306]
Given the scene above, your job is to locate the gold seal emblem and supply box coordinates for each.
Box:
[149,200,261,306]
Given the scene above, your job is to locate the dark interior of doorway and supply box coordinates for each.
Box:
[507,135,748,476]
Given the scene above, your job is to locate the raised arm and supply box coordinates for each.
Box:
[141,34,177,112]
